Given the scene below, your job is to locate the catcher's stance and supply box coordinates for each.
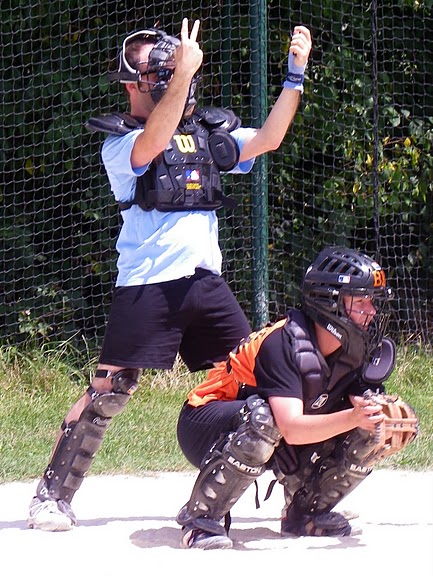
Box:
[176,246,418,549]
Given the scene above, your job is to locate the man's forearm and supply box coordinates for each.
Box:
[238,88,300,162]
[130,75,192,168]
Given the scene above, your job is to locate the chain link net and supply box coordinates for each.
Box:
[1,0,432,352]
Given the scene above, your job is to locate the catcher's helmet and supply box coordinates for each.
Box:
[107,28,199,115]
[302,246,393,362]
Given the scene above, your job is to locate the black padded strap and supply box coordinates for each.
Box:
[85,112,144,135]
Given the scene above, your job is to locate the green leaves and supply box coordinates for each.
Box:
[1,0,432,349]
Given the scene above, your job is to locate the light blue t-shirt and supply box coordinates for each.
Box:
[101,127,256,286]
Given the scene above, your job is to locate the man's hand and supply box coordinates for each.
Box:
[289,26,312,68]
[174,18,203,79]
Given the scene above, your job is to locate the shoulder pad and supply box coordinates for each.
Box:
[194,107,241,132]
[85,112,145,135]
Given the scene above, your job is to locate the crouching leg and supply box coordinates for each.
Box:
[270,428,378,537]
[177,395,281,549]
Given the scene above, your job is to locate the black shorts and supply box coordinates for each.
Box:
[177,400,246,468]
[99,269,251,371]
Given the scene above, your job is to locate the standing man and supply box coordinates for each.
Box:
[176,246,417,549]
[27,19,312,531]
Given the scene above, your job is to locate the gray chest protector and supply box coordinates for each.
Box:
[86,107,241,212]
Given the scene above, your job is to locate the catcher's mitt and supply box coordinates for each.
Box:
[361,389,418,466]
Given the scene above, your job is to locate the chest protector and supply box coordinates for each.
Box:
[283,310,362,414]
[86,107,241,212]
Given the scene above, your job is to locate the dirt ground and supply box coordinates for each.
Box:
[0,469,432,575]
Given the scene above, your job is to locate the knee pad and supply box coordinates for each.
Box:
[39,369,141,503]
[232,395,282,465]
[177,396,281,532]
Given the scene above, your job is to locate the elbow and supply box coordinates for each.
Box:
[147,139,167,158]
[262,137,284,153]
[280,427,305,445]
[132,130,168,167]
[242,134,282,160]
[282,432,302,445]
[267,138,282,152]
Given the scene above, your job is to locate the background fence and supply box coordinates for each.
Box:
[1,0,432,355]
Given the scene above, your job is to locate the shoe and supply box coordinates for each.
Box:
[27,496,77,531]
[281,507,361,537]
[181,525,233,550]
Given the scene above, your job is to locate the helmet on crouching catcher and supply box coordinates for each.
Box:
[107,28,200,116]
[301,246,393,363]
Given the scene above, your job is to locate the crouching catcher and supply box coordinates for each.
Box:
[175,246,418,549]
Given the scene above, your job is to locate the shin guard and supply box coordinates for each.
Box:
[281,428,376,518]
[177,395,281,534]
[38,369,140,503]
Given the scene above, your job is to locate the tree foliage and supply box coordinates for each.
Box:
[0,0,432,351]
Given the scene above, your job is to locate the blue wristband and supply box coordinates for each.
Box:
[283,52,306,93]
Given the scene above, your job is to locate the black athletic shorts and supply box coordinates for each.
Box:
[99,269,251,371]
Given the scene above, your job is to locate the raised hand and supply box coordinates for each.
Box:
[289,26,312,68]
[175,18,203,78]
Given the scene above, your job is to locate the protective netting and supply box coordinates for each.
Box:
[1,0,432,352]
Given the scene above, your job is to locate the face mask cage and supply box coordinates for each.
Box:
[137,47,200,109]
[108,28,199,113]
[107,29,167,84]
[143,34,180,102]
[136,65,175,98]
[337,287,393,357]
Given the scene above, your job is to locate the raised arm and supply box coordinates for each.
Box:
[130,19,203,168]
[239,25,312,162]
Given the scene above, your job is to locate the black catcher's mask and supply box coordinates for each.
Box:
[107,28,200,117]
[302,246,393,365]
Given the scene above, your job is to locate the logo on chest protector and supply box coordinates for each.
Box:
[185,169,201,190]
[311,393,329,409]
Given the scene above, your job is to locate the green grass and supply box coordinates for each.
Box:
[377,346,433,470]
[0,343,432,484]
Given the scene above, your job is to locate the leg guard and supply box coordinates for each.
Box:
[177,395,281,535]
[277,429,376,536]
[37,369,141,503]
[289,429,375,515]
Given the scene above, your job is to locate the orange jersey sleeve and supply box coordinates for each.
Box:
[186,319,287,407]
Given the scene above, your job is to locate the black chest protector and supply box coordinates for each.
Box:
[85,107,241,212]
[283,310,362,414]
[284,310,395,414]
